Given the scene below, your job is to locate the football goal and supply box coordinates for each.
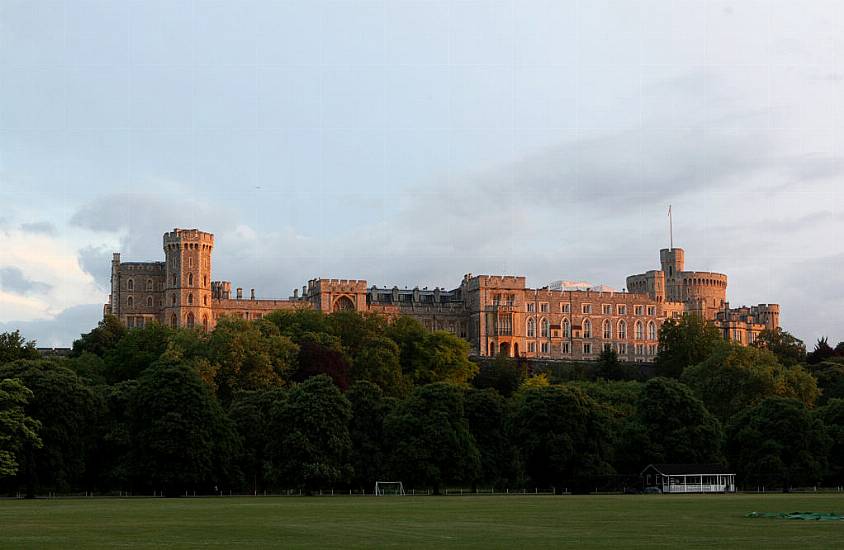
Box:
[374,481,405,496]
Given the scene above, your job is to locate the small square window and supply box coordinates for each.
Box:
[540,303,549,313]
[617,305,627,315]
[561,304,571,313]
[647,306,656,316]
[635,305,644,316]
[582,304,592,314]
[602,304,613,315]
[527,303,535,312]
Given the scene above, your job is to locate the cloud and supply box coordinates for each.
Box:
[0,266,52,294]
[0,304,103,349]
[77,245,113,291]
[19,221,57,235]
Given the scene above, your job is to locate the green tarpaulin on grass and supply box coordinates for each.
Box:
[746,512,844,521]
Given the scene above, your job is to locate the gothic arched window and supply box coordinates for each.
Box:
[527,318,535,338]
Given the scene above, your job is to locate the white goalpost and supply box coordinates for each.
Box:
[374,481,405,496]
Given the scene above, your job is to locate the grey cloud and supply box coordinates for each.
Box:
[77,245,113,290]
[0,304,103,348]
[0,266,52,294]
[19,221,57,235]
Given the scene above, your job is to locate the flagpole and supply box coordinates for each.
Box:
[669,205,673,250]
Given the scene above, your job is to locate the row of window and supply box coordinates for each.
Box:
[125,293,209,308]
[524,341,658,356]
[126,273,208,291]
[524,318,657,340]
[526,302,656,316]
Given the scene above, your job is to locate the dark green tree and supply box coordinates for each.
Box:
[807,359,844,406]
[0,378,42,477]
[815,399,844,485]
[346,381,393,489]
[266,375,352,493]
[228,388,286,494]
[727,397,829,490]
[631,378,723,466]
[102,322,172,383]
[595,347,633,381]
[350,336,407,397]
[472,354,526,397]
[265,308,332,342]
[293,332,351,390]
[682,344,818,421]
[655,314,723,378]
[89,380,138,491]
[384,383,480,494]
[71,315,127,358]
[0,331,39,365]
[130,361,239,495]
[511,385,613,489]
[751,328,806,367]
[807,337,836,365]
[327,310,388,358]
[0,360,98,497]
[419,331,477,385]
[464,388,516,488]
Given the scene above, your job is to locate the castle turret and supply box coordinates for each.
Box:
[163,228,214,331]
[660,247,685,277]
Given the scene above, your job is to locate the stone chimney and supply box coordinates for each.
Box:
[236,287,243,300]
[250,288,255,300]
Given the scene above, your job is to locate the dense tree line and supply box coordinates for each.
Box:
[1,313,843,496]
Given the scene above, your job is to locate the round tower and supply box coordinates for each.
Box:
[162,228,214,331]
[660,248,685,278]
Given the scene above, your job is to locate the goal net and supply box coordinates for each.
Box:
[374,481,405,496]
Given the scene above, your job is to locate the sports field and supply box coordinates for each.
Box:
[0,494,842,548]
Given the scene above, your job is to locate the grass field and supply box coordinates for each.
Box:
[1,494,842,548]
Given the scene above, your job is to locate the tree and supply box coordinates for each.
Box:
[350,336,407,397]
[595,348,633,381]
[807,337,836,365]
[815,399,844,485]
[293,332,351,390]
[681,344,819,421]
[131,361,238,495]
[0,378,42,477]
[386,317,477,386]
[265,308,332,342]
[346,381,393,489]
[266,375,352,493]
[752,328,806,367]
[0,360,98,497]
[89,380,138,491]
[228,389,285,494]
[464,388,516,488]
[327,310,388,358]
[0,331,39,365]
[205,317,298,403]
[384,383,480,494]
[102,322,172,383]
[632,378,723,466]
[386,316,429,379]
[71,315,127,358]
[472,354,526,397]
[807,359,844,406]
[511,385,613,489]
[654,314,723,378]
[727,397,829,490]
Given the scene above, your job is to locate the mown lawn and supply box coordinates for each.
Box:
[0,494,842,548]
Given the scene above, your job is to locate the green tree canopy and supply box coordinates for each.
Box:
[0,359,98,496]
[346,381,393,489]
[727,397,830,489]
[102,322,173,383]
[631,377,723,466]
[266,375,352,493]
[0,378,42,477]
[350,336,407,397]
[228,388,286,493]
[655,314,724,378]
[472,354,527,397]
[464,388,516,487]
[815,398,844,485]
[807,359,844,406]
[751,328,806,367]
[0,331,39,365]
[131,361,238,495]
[71,315,127,358]
[511,385,613,489]
[682,344,819,421]
[384,383,480,494]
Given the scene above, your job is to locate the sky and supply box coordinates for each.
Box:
[1,0,843,347]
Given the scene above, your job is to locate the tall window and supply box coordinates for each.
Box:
[618,320,627,340]
[127,296,133,308]
[188,273,194,286]
[635,321,644,340]
[202,315,208,332]
[563,319,570,338]
[127,279,134,291]
[527,318,536,338]
[147,296,153,307]
[603,320,611,339]
[583,319,592,338]
[172,274,177,286]
[170,314,177,328]
[188,293,193,305]
[171,295,176,306]
[541,318,550,338]
[204,295,208,306]
[146,280,153,291]
[187,312,195,328]
[647,321,657,340]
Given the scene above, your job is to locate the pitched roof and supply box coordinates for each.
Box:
[641,464,732,476]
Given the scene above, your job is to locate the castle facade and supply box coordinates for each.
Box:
[104,228,779,362]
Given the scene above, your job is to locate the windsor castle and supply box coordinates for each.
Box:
[104,228,780,362]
